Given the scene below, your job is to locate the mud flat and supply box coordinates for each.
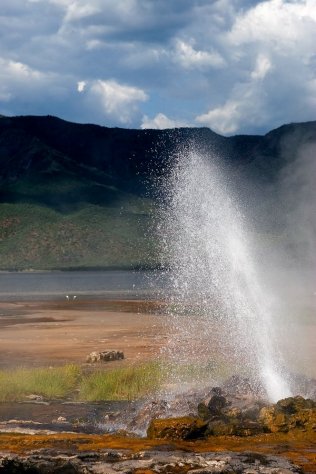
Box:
[0,299,166,369]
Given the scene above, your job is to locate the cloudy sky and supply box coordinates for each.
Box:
[0,0,315,135]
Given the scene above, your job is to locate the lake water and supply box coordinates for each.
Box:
[0,270,164,300]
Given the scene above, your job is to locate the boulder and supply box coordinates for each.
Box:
[207,394,228,415]
[206,418,263,437]
[259,395,316,433]
[147,416,208,440]
[86,350,124,363]
[198,390,265,437]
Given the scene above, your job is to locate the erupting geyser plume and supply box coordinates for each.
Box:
[159,148,291,402]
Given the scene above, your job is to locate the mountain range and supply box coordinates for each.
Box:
[0,115,315,270]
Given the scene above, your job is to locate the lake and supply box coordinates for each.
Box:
[0,270,165,300]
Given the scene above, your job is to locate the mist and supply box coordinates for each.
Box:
[252,135,316,381]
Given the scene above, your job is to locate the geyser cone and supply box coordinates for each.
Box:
[159,149,291,402]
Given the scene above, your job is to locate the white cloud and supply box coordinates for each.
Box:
[2,0,316,132]
[251,54,272,80]
[0,58,43,80]
[195,75,269,135]
[64,2,100,22]
[0,55,74,118]
[0,58,47,103]
[77,80,86,92]
[228,0,316,48]
[141,113,188,129]
[196,0,316,134]
[90,79,148,124]
[173,39,225,69]
[196,100,241,135]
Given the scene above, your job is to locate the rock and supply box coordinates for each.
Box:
[0,450,302,473]
[197,393,229,420]
[86,350,124,363]
[147,416,208,440]
[56,416,67,423]
[127,400,171,433]
[25,394,44,401]
[277,396,315,413]
[198,402,211,420]
[259,395,316,433]
[207,394,228,415]
[206,417,263,437]
[197,387,266,437]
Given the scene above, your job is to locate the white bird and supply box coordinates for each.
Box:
[66,295,69,301]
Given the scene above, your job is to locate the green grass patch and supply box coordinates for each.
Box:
[0,365,80,402]
[78,362,163,401]
[0,360,233,403]
[0,362,163,402]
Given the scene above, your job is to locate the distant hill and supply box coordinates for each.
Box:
[0,115,315,270]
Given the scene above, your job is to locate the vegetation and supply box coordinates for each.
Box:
[0,361,226,402]
[78,362,163,401]
[0,365,80,401]
[0,201,158,270]
[0,363,163,402]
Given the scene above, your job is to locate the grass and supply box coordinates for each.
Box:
[0,365,80,402]
[0,360,233,403]
[0,362,163,402]
[0,201,158,270]
[78,362,163,401]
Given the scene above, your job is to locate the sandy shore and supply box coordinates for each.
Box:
[0,297,315,379]
[0,299,167,369]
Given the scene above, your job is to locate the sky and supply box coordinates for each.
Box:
[0,0,315,135]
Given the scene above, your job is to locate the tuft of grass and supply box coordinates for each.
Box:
[0,362,163,402]
[0,361,230,403]
[78,362,163,401]
[0,364,80,401]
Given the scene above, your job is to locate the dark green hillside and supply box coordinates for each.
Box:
[0,202,155,270]
[0,115,315,270]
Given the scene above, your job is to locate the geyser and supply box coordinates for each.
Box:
[159,149,291,402]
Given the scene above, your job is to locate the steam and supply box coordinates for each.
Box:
[280,142,316,272]
[270,140,316,379]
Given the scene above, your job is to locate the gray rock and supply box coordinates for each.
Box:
[0,450,302,473]
[86,350,124,363]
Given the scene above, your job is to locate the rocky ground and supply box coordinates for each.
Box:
[0,449,303,473]
[0,378,315,473]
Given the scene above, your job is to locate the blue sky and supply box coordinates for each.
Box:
[0,0,315,135]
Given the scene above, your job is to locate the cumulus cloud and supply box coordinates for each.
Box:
[0,57,47,104]
[1,0,316,132]
[227,0,316,50]
[141,113,188,129]
[196,0,316,134]
[173,39,225,69]
[0,55,76,118]
[196,101,241,135]
[89,79,148,124]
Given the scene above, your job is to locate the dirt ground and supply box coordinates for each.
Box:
[0,297,315,377]
[0,299,167,369]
